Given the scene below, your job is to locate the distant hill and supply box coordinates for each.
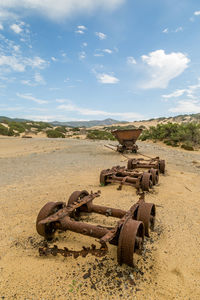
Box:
[51,118,128,128]
[0,116,30,123]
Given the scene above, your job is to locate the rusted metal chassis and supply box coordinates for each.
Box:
[100,166,155,191]
[36,191,155,267]
[117,143,138,153]
[128,157,165,174]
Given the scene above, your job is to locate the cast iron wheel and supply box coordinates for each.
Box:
[36,201,64,240]
[100,170,109,186]
[137,202,156,237]
[141,172,152,191]
[117,219,144,267]
[127,159,133,170]
[149,168,159,185]
[67,190,89,219]
[159,160,165,174]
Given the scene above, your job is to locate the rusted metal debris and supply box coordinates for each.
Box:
[127,157,165,174]
[39,243,108,258]
[112,129,143,153]
[100,166,158,191]
[36,191,155,267]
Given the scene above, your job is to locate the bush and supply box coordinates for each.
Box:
[181,143,194,151]
[87,130,116,140]
[55,126,68,133]
[139,122,200,148]
[46,130,65,138]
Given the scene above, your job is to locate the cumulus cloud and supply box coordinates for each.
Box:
[0,55,25,71]
[169,100,200,113]
[96,73,119,84]
[127,56,136,64]
[103,49,112,54]
[162,28,168,33]
[10,23,23,34]
[141,50,190,89]
[0,1,125,21]
[167,78,200,113]
[17,93,48,104]
[0,23,3,30]
[57,100,143,120]
[79,51,86,60]
[95,32,107,40]
[194,11,200,16]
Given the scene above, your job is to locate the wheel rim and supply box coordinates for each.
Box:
[36,201,64,239]
[137,203,156,237]
[117,219,144,267]
[67,190,89,219]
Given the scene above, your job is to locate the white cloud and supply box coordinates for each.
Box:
[94,53,104,57]
[162,28,168,33]
[175,26,183,32]
[0,1,125,21]
[0,55,25,71]
[103,49,112,54]
[17,93,48,104]
[25,56,48,69]
[34,72,45,85]
[97,73,119,84]
[82,42,87,47]
[127,56,136,64]
[0,23,3,30]
[194,11,200,16]
[141,50,190,89]
[79,51,86,60]
[77,25,86,30]
[51,56,57,61]
[169,100,200,113]
[95,32,107,40]
[10,23,23,34]
[75,30,84,34]
[162,89,186,99]
[57,100,143,120]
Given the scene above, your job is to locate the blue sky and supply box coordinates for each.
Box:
[0,0,200,122]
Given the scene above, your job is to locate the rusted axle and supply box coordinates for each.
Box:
[127,157,165,174]
[100,166,157,191]
[36,191,155,267]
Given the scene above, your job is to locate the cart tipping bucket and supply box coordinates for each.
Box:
[112,129,143,153]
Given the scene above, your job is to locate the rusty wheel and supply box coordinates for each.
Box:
[100,170,109,186]
[141,172,152,191]
[137,203,156,237]
[117,219,144,267]
[149,168,159,185]
[127,159,133,169]
[36,202,64,240]
[159,160,165,174]
[68,190,89,219]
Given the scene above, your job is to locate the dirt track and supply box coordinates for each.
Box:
[0,138,199,299]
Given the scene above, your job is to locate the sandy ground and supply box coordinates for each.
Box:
[0,137,200,299]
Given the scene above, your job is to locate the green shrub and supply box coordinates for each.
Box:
[87,130,116,140]
[46,130,65,138]
[71,127,80,132]
[139,122,200,148]
[55,126,67,133]
[0,124,9,135]
[181,143,194,151]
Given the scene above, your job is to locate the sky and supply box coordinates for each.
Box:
[0,0,200,122]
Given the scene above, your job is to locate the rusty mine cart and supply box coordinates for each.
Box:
[112,129,143,153]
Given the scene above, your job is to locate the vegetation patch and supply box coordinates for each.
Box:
[46,129,65,138]
[87,130,116,140]
[139,122,200,150]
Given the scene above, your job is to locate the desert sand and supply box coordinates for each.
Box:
[0,137,200,299]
